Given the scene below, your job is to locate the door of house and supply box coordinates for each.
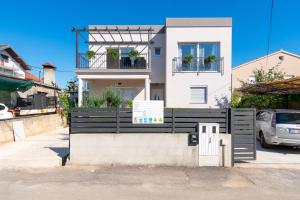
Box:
[198,123,219,166]
[150,88,164,100]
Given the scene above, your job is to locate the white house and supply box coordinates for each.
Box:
[74,18,232,108]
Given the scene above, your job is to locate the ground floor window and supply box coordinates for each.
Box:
[190,86,207,104]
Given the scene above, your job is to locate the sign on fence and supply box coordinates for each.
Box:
[132,100,164,124]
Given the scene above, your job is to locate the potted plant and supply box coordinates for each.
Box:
[182,55,194,65]
[107,48,119,69]
[128,49,139,58]
[128,49,140,67]
[107,48,119,61]
[86,50,96,59]
[204,55,216,64]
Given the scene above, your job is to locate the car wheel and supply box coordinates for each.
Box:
[260,132,269,148]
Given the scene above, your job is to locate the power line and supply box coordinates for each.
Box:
[265,0,274,68]
[29,65,74,73]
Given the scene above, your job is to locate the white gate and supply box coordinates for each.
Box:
[198,123,219,166]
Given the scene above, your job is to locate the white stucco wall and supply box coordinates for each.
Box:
[0,50,25,79]
[150,33,165,84]
[165,27,232,108]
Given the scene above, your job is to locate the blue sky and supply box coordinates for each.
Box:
[1,0,300,88]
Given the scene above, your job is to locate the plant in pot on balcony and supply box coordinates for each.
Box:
[204,55,216,64]
[128,49,140,67]
[107,48,119,69]
[182,55,194,71]
[86,50,96,59]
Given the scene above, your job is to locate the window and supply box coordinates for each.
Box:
[0,54,9,63]
[154,47,161,56]
[190,86,207,103]
[177,43,220,72]
[248,75,256,83]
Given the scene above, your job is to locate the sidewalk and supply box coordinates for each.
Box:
[0,126,69,169]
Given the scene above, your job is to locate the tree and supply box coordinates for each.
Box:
[231,66,286,109]
[65,78,78,93]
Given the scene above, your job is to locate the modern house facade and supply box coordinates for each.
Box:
[74,18,232,108]
[232,49,300,90]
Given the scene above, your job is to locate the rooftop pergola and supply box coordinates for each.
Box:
[72,26,156,68]
[238,76,300,95]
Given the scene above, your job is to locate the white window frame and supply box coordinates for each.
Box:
[190,86,208,104]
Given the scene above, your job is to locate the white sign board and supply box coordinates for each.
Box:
[132,100,164,124]
[13,121,26,141]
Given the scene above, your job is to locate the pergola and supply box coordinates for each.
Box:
[72,26,155,68]
[238,76,300,95]
[237,76,300,109]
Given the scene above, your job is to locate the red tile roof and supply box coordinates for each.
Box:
[25,72,40,82]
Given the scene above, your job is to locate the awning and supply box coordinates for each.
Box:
[238,76,300,95]
[0,75,34,92]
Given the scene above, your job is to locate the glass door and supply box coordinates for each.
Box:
[198,43,220,71]
[178,44,197,71]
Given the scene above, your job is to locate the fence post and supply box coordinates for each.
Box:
[172,108,175,133]
[116,107,120,133]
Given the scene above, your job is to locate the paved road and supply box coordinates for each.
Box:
[0,127,69,168]
[0,166,299,200]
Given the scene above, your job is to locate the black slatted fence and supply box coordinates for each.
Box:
[231,109,256,162]
[70,108,229,134]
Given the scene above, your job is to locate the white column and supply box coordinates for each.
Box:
[78,78,83,107]
[145,78,150,100]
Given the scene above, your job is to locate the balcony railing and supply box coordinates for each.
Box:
[78,53,149,70]
[173,57,224,74]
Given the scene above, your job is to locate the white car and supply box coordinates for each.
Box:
[256,109,300,148]
[0,103,13,120]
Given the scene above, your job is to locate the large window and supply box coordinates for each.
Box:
[177,43,220,72]
[190,86,207,104]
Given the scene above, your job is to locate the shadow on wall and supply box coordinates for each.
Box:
[215,95,229,108]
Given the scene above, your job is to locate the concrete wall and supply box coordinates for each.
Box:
[232,51,300,90]
[70,133,233,167]
[150,33,165,84]
[70,133,198,166]
[0,114,61,144]
[165,27,232,108]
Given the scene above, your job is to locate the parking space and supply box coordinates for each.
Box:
[236,141,300,169]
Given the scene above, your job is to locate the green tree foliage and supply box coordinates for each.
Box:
[231,66,287,109]
[59,93,75,117]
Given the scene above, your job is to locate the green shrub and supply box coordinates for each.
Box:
[127,100,133,108]
[82,93,103,108]
[59,93,74,118]
[101,87,123,108]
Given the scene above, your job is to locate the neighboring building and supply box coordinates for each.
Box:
[232,49,300,90]
[0,44,60,110]
[74,18,232,108]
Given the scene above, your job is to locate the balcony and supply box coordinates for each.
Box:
[173,57,224,74]
[77,53,149,70]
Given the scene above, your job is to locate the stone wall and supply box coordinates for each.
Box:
[0,114,61,144]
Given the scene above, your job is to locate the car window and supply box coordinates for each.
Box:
[0,105,5,111]
[256,112,262,120]
[276,113,300,124]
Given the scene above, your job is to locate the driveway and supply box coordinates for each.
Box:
[0,127,69,169]
[236,141,300,169]
[0,166,299,200]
